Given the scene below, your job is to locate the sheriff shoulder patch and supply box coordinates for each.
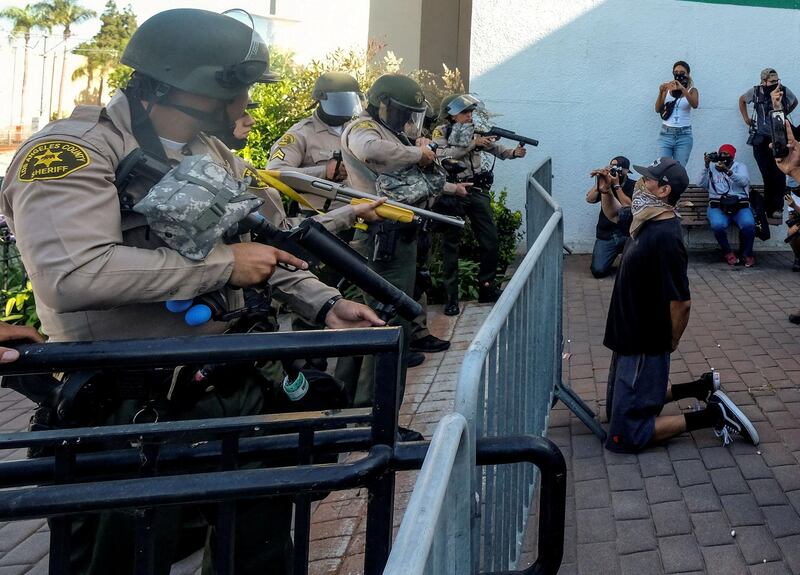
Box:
[270,149,286,162]
[353,120,378,131]
[276,133,296,147]
[18,141,91,182]
[242,167,267,189]
[431,127,444,139]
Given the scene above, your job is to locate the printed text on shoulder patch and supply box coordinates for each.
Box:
[18,141,91,182]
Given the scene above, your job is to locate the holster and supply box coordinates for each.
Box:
[369,221,418,263]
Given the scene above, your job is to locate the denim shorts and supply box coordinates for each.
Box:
[605,352,670,453]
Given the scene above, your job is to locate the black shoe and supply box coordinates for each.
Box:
[793,258,800,272]
[397,426,425,441]
[478,283,502,303]
[406,351,425,368]
[790,312,800,325]
[409,334,451,353]
[708,390,759,446]
[444,302,460,316]
[698,371,721,401]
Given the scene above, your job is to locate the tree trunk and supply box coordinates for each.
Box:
[97,75,104,105]
[57,32,68,118]
[20,34,30,125]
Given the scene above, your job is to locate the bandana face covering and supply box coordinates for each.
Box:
[448,122,475,148]
[629,187,676,238]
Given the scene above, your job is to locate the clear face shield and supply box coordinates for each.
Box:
[379,98,426,138]
[221,9,279,86]
[445,94,481,117]
[319,91,363,119]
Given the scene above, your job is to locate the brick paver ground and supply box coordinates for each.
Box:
[555,251,800,575]
[4,251,800,574]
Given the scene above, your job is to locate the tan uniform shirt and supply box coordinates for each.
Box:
[266,111,346,211]
[341,111,423,195]
[0,92,339,342]
[432,123,516,179]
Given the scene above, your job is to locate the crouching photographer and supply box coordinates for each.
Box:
[699,144,755,267]
[586,156,634,278]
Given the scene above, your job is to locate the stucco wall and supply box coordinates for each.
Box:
[470,0,800,252]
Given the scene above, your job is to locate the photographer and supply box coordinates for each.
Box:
[655,61,699,167]
[433,93,527,314]
[768,115,800,324]
[698,144,755,266]
[739,68,797,220]
[586,156,634,278]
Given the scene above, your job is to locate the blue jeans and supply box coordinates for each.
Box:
[590,233,627,278]
[657,125,693,167]
[707,205,755,257]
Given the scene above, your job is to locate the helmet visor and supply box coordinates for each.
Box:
[380,98,426,138]
[445,94,481,116]
[319,91,363,118]
[222,9,279,85]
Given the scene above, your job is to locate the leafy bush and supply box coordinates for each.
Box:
[0,234,39,328]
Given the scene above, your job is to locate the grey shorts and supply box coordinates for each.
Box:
[605,352,670,453]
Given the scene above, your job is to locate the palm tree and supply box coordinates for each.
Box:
[36,0,96,118]
[0,5,44,125]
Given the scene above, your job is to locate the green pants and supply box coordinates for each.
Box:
[410,292,430,341]
[334,227,416,407]
[439,188,499,302]
[64,372,294,575]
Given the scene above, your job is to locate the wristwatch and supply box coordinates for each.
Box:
[612,184,622,192]
[315,295,343,325]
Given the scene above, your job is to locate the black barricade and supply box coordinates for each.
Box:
[0,329,566,575]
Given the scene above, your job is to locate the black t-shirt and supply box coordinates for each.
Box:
[603,210,690,355]
[595,177,635,240]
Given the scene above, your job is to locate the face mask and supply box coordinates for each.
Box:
[448,122,474,148]
[629,186,675,238]
[765,83,779,94]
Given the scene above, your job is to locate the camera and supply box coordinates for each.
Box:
[706,152,733,166]
[673,73,689,87]
[770,109,789,158]
[609,165,624,177]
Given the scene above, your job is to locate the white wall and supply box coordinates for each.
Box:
[470,0,800,252]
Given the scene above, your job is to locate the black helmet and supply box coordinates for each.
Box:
[311,72,362,126]
[121,9,278,101]
[366,74,427,138]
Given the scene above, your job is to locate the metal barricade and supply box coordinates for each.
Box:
[385,158,567,574]
[456,158,563,572]
[384,414,565,575]
[0,328,405,575]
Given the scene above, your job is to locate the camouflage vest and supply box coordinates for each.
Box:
[374,165,446,207]
[133,155,263,260]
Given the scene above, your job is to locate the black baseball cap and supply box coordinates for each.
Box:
[611,156,630,170]
[633,157,689,197]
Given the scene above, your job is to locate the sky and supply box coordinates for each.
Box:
[0,0,268,44]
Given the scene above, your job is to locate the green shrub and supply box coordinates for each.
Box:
[0,240,39,329]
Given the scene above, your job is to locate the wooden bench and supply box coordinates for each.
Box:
[678,184,764,228]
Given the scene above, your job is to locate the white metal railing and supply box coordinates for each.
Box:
[385,158,563,574]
